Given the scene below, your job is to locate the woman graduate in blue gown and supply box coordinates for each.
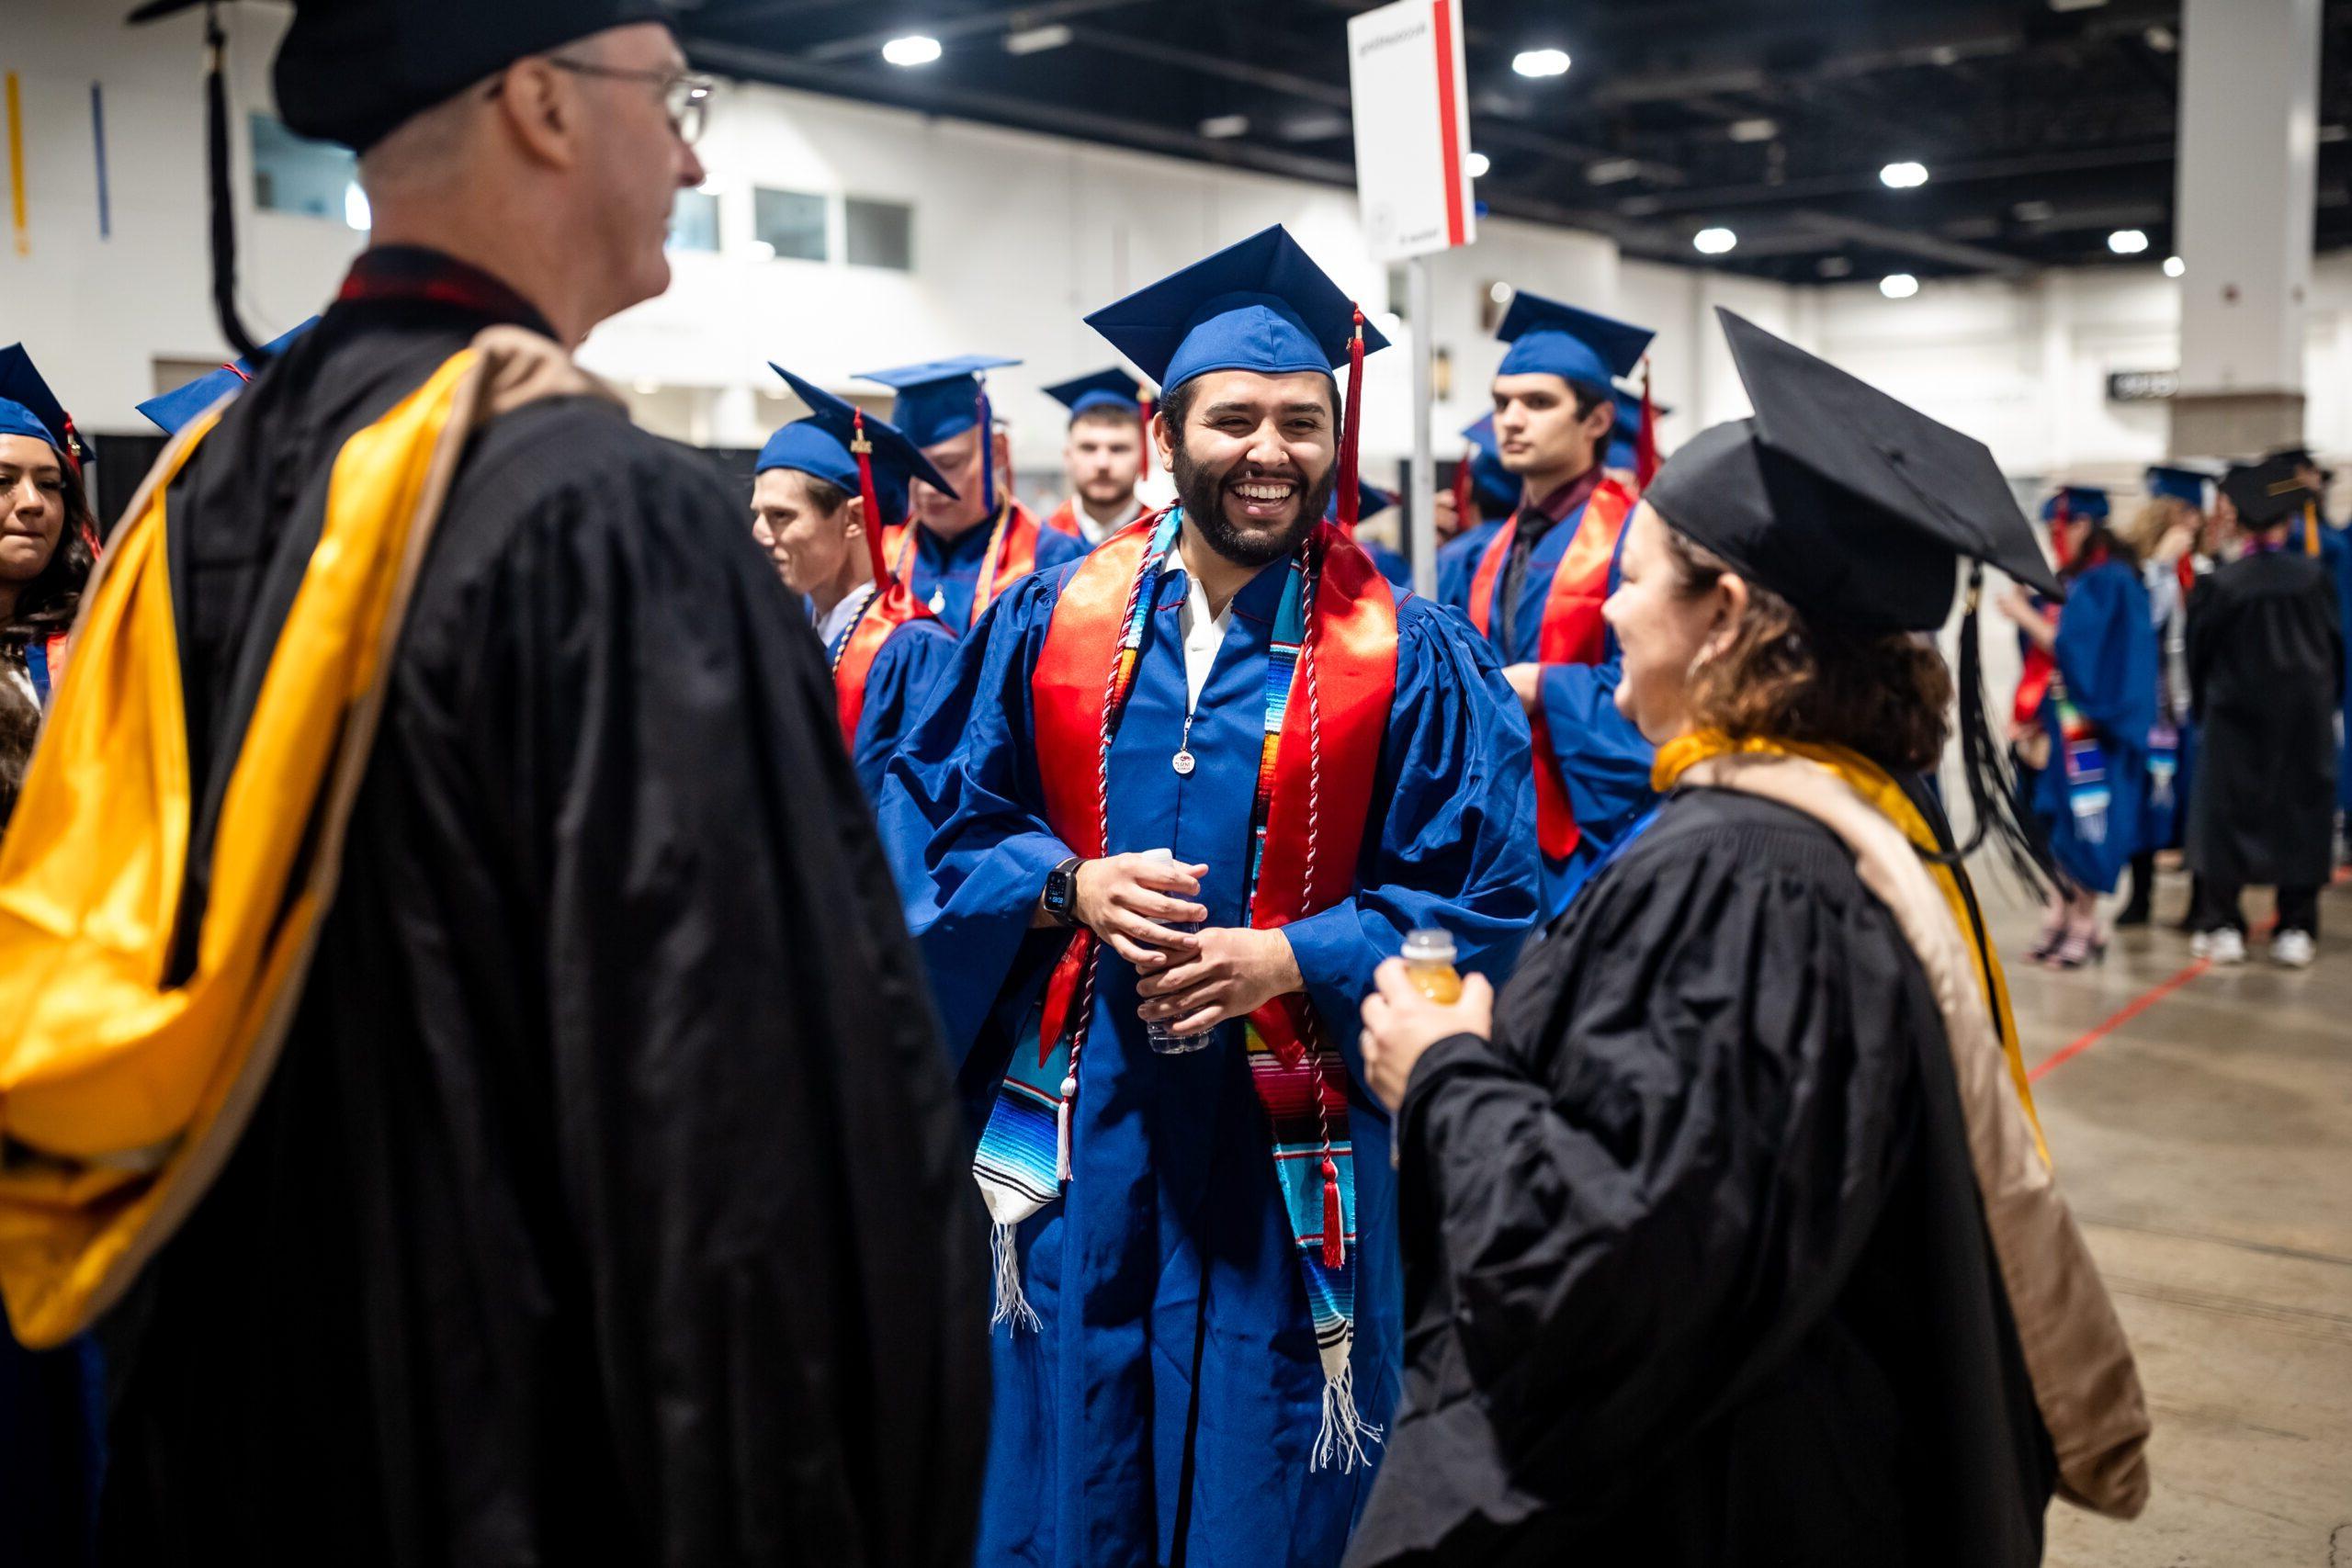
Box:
[879,227,1540,1568]
[1999,493,2156,968]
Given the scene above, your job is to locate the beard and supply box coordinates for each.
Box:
[1170,436,1337,569]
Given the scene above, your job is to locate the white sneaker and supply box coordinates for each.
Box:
[2270,930,2315,969]
[2191,928,2247,964]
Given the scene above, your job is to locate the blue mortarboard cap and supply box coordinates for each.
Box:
[758,364,956,528]
[1325,479,1396,523]
[1044,367,1148,421]
[2039,486,2110,524]
[854,355,1021,450]
[136,317,321,435]
[1083,225,1390,395]
[1495,291,1653,390]
[2143,465,2211,506]
[0,344,75,463]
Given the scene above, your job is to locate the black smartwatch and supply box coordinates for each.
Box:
[1043,856,1084,926]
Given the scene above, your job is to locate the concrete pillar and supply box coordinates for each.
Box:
[2169,0,2322,457]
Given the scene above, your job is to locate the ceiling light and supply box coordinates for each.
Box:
[2164,254,2186,277]
[1586,157,1642,186]
[1727,118,1778,143]
[1512,48,1571,78]
[1003,23,1073,54]
[2012,199,2055,222]
[2049,0,2109,11]
[1880,273,1920,299]
[1488,280,1514,304]
[2143,24,2177,51]
[343,181,371,232]
[1198,113,1250,139]
[1879,160,1929,189]
[1817,256,1854,278]
[2108,228,2150,254]
[882,34,943,66]
[1465,151,1491,178]
[1693,226,1737,254]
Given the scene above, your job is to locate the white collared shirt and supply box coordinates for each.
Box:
[814,584,872,652]
[1177,567,1230,715]
[1076,495,1146,547]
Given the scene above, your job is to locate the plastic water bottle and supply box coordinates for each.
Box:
[1140,848,1212,1055]
[1393,929,1463,1164]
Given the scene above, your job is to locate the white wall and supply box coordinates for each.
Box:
[7,0,2351,511]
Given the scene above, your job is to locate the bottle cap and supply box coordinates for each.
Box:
[1401,929,1457,964]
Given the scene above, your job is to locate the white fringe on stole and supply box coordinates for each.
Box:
[1311,1340,1383,1473]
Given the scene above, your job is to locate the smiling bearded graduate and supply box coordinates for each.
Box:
[877,225,1541,1568]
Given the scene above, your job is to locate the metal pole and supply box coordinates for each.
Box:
[1408,254,1436,598]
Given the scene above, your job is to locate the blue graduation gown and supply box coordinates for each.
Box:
[902,514,1089,634]
[2034,559,2157,894]
[878,557,1540,1568]
[1363,537,1412,590]
[1438,502,1656,916]
[1432,521,1499,614]
[2297,515,2352,814]
[844,615,957,802]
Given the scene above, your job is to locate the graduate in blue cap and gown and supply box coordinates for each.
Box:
[1441,290,1658,917]
[2117,464,2209,926]
[879,223,1540,1568]
[1434,413,1513,608]
[858,355,1085,630]
[0,343,104,1568]
[752,365,960,800]
[1041,367,1154,550]
[1997,485,2156,968]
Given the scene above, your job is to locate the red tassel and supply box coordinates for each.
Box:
[1336,307,1365,532]
[1320,1156,1343,1269]
[1450,450,1475,530]
[850,410,890,585]
[1138,393,1154,480]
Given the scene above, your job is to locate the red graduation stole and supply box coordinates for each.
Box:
[831,581,941,751]
[1027,514,1397,1096]
[1042,499,1082,539]
[1466,477,1634,860]
[885,501,1046,624]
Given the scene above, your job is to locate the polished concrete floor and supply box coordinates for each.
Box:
[1994,865,2352,1567]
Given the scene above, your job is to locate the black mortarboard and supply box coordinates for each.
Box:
[2220,455,2315,526]
[1644,310,2060,633]
[129,0,677,152]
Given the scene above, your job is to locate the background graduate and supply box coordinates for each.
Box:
[880,224,1540,1568]
[2277,445,2352,859]
[1350,310,2149,1567]
[2115,467,2206,927]
[1432,412,1513,608]
[2187,457,2344,966]
[859,354,1084,628]
[0,3,988,1559]
[752,364,959,799]
[1442,291,1658,917]
[1998,487,2157,968]
[1040,367,1153,549]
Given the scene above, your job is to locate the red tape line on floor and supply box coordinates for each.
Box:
[2027,957,2211,1084]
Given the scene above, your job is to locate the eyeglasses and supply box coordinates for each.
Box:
[541,58,715,145]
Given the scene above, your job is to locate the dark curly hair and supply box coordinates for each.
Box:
[1661,525,1953,777]
[2,472,96,642]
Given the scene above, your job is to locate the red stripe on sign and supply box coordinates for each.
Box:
[1431,0,1465,247]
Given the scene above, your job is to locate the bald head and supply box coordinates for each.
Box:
[358,23,703,346]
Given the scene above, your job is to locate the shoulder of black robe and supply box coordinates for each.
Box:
[101,318,989,1566]
[1349,786,2052,1568]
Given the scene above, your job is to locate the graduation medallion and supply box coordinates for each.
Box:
[1171,749,1196,776]
[929,585,947,614]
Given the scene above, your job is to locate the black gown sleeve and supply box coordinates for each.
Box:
[1396,814,1923,1479]
[450,419,989,1565]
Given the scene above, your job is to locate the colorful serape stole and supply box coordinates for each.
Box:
[978,505,1398,1470]
[2049,674,2110,845]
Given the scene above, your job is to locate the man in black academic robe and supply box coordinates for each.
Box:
[2188,460,2345,959]
[90,6,988,1563]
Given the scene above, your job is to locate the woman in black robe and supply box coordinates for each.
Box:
[1347,310,2149,1567]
